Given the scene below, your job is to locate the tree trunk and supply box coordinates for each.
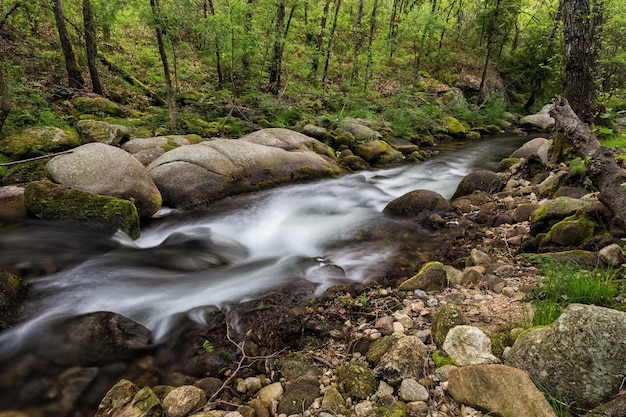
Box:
[561,0,602,125]
[477,0,502,103]
[150,0,176,128]
[311,0,331,80]
[550,97,626,232]
[83,0,103,94]
[363,0,379,92]
[97,53,164,105]
[0,63,11,139]
[53,0,85,89]
[349,0,365,84]
[321,0,342,85]
[204,0,224,89]
[268,0,286,94]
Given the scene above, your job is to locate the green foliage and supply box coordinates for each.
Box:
[202,340,214,353]
[537,384,573,417]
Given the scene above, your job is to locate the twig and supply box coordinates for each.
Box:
[0,150,73,166]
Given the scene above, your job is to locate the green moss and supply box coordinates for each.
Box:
[371,401,409,417]
[72,96,123,117]
[337,361,377,400]
[441,116,467,138]
[432,350,458,367]
[548,214,596,246]
[366,336,398,366]
[489,332,508,359]
[497,157,519,172]
[431,303,471,347]
[2,160,49,184]
[399,261,452,292]
[0,126,80,159]
[24,181,140,239]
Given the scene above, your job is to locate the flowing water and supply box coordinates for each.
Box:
[0,134,530,411]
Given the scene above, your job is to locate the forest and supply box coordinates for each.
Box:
[0,0,625,142]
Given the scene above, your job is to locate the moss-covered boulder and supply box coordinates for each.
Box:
[1,160,49,185]
[76,119,130,146]
[374,335,430,385]
[398,261,452,292]
[353,139,403,164]
[338,117,380,142]
[47,143,162,218]
[451,169,504,200]
[0,270,27,330]
[73,96,123,117]
[531,196,591,223]
[337,361,378,399]
[24,180,140,239]
[0,126,80,159]
[122,135,205,166]
[441,116,468,138]
[548,214,596,246]
[96,380,162,417]
[431,304,471,348]
[383,189,450,218]
[278,378,320,415]
[366,335,399,366]
[497,157,519,172]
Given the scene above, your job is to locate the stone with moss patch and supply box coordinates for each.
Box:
[441,116,468,138]
[73,96,123,117]
[337,361,377,400]
[369,401,408,417]
[431,304,471,347]
[497,157,519,172]
[366,335,400,366]
[76,119,130,145]
[0,127,80,159]
[0,270,28,330]
[2,160,49,185]
[24,180,140,239]
[383,189,450,218]
[398,261,452,292]
[548,214,596,246]
[353,139,403,164]
[531,196,590,223]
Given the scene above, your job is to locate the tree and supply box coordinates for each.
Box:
[53,0,85,89]
[0,63,11,138]
[268,0,286,94]
[149,0,176,127]
[83,0,103,94]
[561,0,604,124]
[321,0,342,85]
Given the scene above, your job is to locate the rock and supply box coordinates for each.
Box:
[337,361,377,399]
[452,170,504,200]
[447,364,557,417]
[375,316,395,336]
[241,127,335,157]
[24,180,141,239]
[383,190,450,218]
[353,139,403,164]
[41,311,152,366]
[505,304,626,410]
[366,335,399,366]
[383,137,420,155]
[398,379,429,402]
[278,378,320,415]
[549,214,596,246]
[443,326,500,366]
[122,135,205,165]
[73,96,123,116]
[338,117,380,142]
[47,143,162,218]
[441,116,468,138]
[0,270,28,329]
[148,133,343,208]
[511,203,540,222]
[431,304,471,347]
[598,243,625,266]
[76,120,130,145]
[469,248,491,266]
[0,185,26,218]
[0,126,80,158]
[510,137,551,164]
[96,380,163,417]
[586,392,626,417]
[398,261,451,292]
[162,386,207,417]
[320,385,345,411]
[520,104,555,130]
[255,382,284,407]
[374,335,430,385]
[301,124,331,140]
[338,150,370,171]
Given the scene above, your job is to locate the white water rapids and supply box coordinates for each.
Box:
[0,135,529,359]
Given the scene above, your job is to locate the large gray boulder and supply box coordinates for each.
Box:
[510,137,551,165]
[505,304,626,410]
[447,364,558,417]
[451,169,504,200]
[122,135,205,165]
[520,104,555,131]
[46,143,162,217]
[241,127,335,157]
[148,131,344,208]
[76,119,130,146]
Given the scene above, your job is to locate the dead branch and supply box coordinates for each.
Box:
[0,150,73,166]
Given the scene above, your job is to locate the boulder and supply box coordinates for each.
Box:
[383,189,450,218]
[148,135,343,208]
[353,139,403,164]
[548,214,596,246]
[337,361,377,399]
[96,380,162,417]
[46,143,162,217]
[76,120,130,145]
[338,117,380,142]
[241,127,334,158]
[431,304,471,347]
[374,335,430,385]
[24,180,140,239]
[447,364,557,417]
[301,124,331,141]
[520,104,555,131]
[451,169,504,200]
[162,386,207,417]
[598,243,625,266]
[0,185,25,218]
[122,135,205,165]
[398,261,452,292]
[505,304,626,410]
[41,311,152,366]
[442,325,500,366]
[0,126,80,159]
[441,116,468,138]
[510,137,552,165]
[72,96,123,117]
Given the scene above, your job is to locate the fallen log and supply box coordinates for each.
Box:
[97,53,165,106]
[550,97,626,234]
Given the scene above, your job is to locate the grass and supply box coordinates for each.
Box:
[531,259,619,326]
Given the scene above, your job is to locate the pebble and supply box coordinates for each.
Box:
[413,289,428,299]
[407,401,428,413]
[398,378,429,402]
[392,321,405,334]
[354,401,373,416]
[501,287,516,297]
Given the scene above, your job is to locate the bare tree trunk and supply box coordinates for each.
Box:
[204,0,224,89]
[477,0,502,103]
[311,0,331,80]
[363,0,379,92]
[268,0,286,94]
[150,0,176,128]
[550,97,626,232]
[321,0,342,85]
[53,0,85,89]
[0,63,11,139]
[83,0,103,94]
[350,0,365,84]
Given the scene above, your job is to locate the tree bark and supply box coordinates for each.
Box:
[0,63,11,139]
[83,0,103,94]
[53,0,85,89]
[268,0,286,94]
[550,97,626,232]
[321,0,342,85]
[311,0,331,80]
[149,0,176,128]
[477,0,502,103]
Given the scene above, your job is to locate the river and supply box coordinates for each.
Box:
[0,134,530,413]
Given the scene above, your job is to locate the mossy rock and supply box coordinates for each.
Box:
[466,130,481,139]
[497,157,519,172]
[548,214,596,246]
[76,119,130,145]
[0,127,80,159]
[432,350,458,367]
[0,270,28,330]
[521,250,599,267]
[369,400,409,417]
[383,189,450,218]
[320,385,346,412]
[398,261,452,292]
[72,96,123,117]
[353,139,403,164]
[531,197,590,223]
[366,335,399,366]
[179,118,221,137]
[338,117,379,142]
[337,361,378,400]
[431,304,471,347]
[441,116,468,138]
[334,131,357,147]
[277,354,322,381]
[24,180,140,239]
[1,160,49,185]
[277,378,320,415]
[451,169,504,200]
